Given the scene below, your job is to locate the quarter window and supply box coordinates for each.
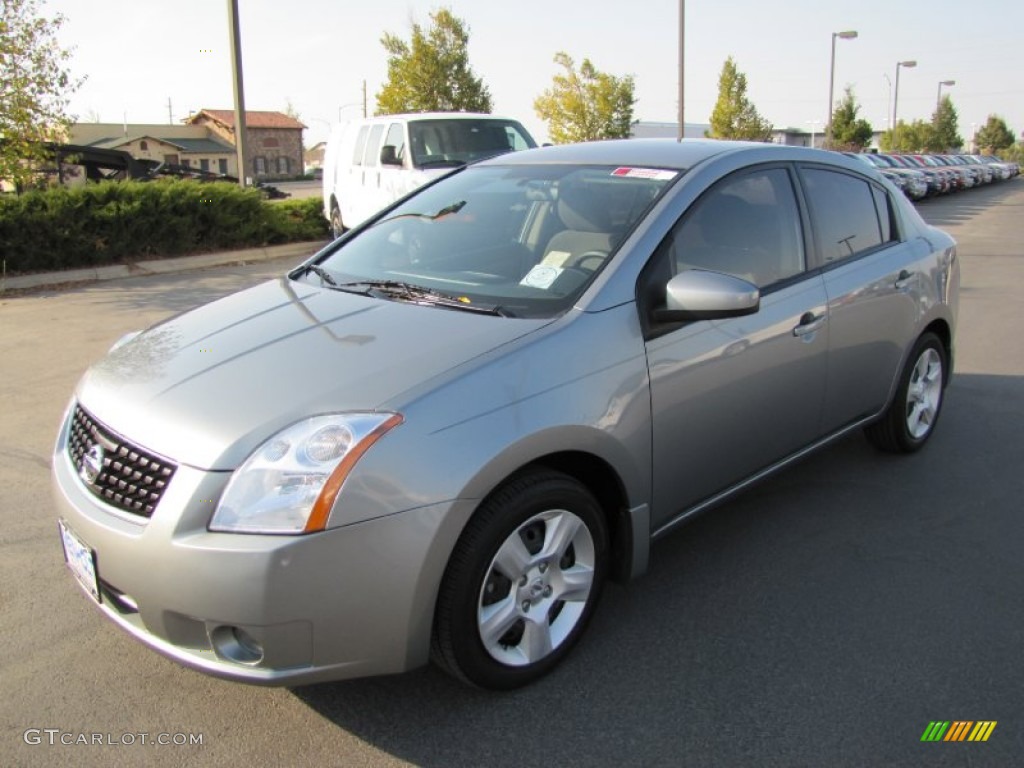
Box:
[351,126,369,166]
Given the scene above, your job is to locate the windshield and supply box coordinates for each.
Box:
[408,119,536,167]
[308,164,679,318]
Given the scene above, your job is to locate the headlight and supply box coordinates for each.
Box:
[209,413,402,534]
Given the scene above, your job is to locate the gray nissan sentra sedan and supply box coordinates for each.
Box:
[53,139,958,690]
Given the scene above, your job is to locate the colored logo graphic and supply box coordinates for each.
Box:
[921,721,997,742]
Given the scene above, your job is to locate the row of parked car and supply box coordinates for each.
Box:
[848,152,1020,200]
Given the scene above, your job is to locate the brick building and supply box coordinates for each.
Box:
[186,109,306,182]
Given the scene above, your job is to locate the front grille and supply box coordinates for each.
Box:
[67,405,177,518]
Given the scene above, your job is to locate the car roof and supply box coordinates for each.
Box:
[479,138,826,171]
[347,112,525,123]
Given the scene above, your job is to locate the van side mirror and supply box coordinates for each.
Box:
[654,269,760,323]
[380,145,401,166]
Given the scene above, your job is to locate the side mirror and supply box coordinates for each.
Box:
[654,269,760,323]
[380,145,401,166]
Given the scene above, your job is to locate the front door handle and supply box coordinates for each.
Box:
[895,269,913,291]
[793,311,826,337]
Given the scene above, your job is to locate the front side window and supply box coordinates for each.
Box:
[660,167,806,288]
[383,122,406,165]
[802,168,890,264]
[309,164,679,318]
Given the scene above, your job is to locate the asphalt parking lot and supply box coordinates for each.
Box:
[2,180,1022,767]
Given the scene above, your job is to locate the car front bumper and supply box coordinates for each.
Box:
[52,411,471,686]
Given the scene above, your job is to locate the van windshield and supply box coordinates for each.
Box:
[408,119,537,167]
[310,163,680,319]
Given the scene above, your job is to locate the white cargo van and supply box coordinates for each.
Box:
[322,112,536,237]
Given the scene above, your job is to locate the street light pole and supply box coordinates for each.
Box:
[677,0,685,141]
[883,73,892,129]
[892,60,917,142]
[936,79,955,112]
[827,30,858,146]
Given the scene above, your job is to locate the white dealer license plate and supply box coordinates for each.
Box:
[59,520,100,603]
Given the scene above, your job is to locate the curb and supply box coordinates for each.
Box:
[1,239,331,293]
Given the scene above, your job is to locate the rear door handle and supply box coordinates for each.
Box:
[792,311,826,337]
[895,269,913,291]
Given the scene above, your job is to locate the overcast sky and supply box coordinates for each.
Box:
[47,0,1024,148]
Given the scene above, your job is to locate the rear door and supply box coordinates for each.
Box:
[798,166,923,431]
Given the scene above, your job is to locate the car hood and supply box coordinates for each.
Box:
[77,277,547,469]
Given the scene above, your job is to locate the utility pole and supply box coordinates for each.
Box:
[227,0,250,187]
[362,80,368,118]
[167,97,173,125]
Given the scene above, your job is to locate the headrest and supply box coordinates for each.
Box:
[698,194,757,248]
[557,181,614,233]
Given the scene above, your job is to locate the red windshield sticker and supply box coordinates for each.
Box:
[611,167,678,181]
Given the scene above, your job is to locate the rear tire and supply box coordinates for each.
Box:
[865,332,947,453]
[432,469,608,690]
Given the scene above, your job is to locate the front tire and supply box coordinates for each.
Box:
[329,202,345,239]
[432,470,608,689]
[865,332,947,453]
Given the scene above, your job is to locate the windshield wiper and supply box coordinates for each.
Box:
[379,200,467,225]
[335,280,512,316]
[415,159,466,168]
[305,264,338,287]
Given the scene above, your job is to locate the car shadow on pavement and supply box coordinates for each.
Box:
[916,178,1023,227]
[291,373,1024,768]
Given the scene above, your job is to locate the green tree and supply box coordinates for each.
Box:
[974,115,1015,154]
[880,119,934,153]
[997,142,1024,164]
[376,8,491,115]
[827,86,873,150]
[706,57,772,141]
[929,95,963,152]
[533,52,636,144]
[0,0,83,187]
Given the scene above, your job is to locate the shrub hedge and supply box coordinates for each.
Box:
[0,180,329,274]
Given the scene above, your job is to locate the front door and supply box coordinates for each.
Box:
[641,166,830,528]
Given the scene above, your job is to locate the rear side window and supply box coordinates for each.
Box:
[351,126,369,166]
[802,168,887,264]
